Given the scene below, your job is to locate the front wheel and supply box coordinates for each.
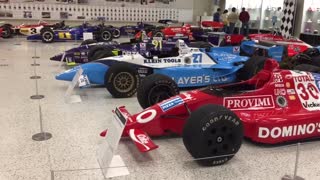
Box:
[104,63,140,98]
[137,74,179,109]
[40,28,55,43]
[182,104,243,166]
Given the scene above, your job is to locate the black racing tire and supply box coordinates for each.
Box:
[304,48,320,57]
[1,25,13,38]
[182,104,243,166]
[237,56,268,81]
[189,42,212,51]
[104,63,140,98]
[40,27,55,43]
[219,39,227,46]
[294,64,320,73]
[81,39,97,46]
[91,49,115,61]
[112,28,121,38]
[98,28,113,42]
[153,31,164,38]
[88,45,113,61]
[137,74,180,109]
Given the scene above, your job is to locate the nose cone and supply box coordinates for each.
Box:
[55,66,80,81]
[50,54,63,61]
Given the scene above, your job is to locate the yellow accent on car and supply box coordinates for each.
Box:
[112,50,119,56]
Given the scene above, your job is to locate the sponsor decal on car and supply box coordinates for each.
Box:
[291,71,320,111]
[136,109,157,124]
[273,73,283,83]
[275,84,285,88]
[173,75,228,85]
[274,89,286,96]
[144,58,182,64]
[287,89,296,95]
[258,123,320,139]
[159,97,184,112]
[223,95,275,110]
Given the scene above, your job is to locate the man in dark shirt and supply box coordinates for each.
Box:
[213,8,221,22]
[239,7,250,36]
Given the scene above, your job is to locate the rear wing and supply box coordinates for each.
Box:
[240,41,284,62]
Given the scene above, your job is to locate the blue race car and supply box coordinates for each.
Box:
[55,40,251,98]
[27,22,115,43]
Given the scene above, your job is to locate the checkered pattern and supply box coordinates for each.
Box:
[280,0,296,38]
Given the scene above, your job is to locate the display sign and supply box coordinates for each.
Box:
[97,107,129,178]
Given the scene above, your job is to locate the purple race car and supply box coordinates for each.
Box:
[50,36,205,64]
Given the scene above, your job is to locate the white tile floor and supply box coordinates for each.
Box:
[0,38,320,180]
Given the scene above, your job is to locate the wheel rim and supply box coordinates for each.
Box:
[205,124,237,158]
[102,31,111,41]
[113,72,135,93]
[147,84,176,106]
[2,29,9,37]
[43,32,53,42]
[113,29,120,38]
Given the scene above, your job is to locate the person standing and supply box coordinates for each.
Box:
[227,7,239,34]
[221,10,229,33]
[213,8,221,22]
[239,7,250,36]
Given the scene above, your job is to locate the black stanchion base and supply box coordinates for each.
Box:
[30,76,41,79]
[30,95,45,100]
[32,132,52,141]
[282,175,305,180]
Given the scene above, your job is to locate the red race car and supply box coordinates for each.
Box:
[0,27,3,38]
[148,23,193,39]
[249,34,312,57]
[103,59,320,166]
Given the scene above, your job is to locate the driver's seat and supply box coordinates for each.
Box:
[248,59,279,89]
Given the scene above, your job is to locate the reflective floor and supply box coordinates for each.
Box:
[0,38,319,180]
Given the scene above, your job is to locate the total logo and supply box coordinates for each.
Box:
[258,123,320,139]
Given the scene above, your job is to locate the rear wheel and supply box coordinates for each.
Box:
[137,74,179,109]
[112,28,121,38]
[237,56,268,81]
[182,104,243,166]
[1,25,13,38]
[88,45,113,61]
[98,28,113,42]
[104,63,140,98]
[40,28,54,43]
[91,49,114,61]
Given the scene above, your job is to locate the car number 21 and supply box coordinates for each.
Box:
[192,54,202,63]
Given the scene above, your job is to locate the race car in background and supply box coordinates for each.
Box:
[103,59,320,166]
[50,36,192,64]
[0,27,3,38]
[55,40,249,98]
[119,22,156,36]
[0,20,56,38]
[27,22,114,43]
